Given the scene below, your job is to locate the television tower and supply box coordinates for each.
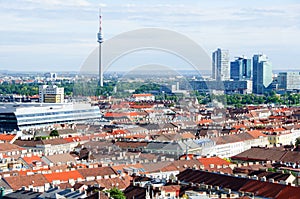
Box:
[97,9,104,87]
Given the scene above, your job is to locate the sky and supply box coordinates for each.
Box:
[0,0,300,72]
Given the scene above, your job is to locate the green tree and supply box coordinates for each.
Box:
[107,187,126,199]
[49,130,59,137]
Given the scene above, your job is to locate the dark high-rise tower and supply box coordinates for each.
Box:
[230,56,251,81]
[97,10,104,87]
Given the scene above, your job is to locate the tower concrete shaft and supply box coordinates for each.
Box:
[97,10,104,87]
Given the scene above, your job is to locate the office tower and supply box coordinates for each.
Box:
[97,10,104,87]
[278,72,300,90]
[252,54,273,94]
[212,48,230,81]
[39,85,64,103]
[230,56,251,80]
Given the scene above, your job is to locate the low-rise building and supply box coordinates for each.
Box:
[0,103,101,132]
[130,94,155,102]
[209,130,269,157]
[14,138,75,155]
[39,85,64,103]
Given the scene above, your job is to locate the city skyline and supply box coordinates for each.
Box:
[2,1,300,198]
[0,0,300,72]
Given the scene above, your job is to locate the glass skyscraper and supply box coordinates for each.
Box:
[212,48,230,81]
[252,54,273,94]
[230,56,251,81]
[278,72,300,90]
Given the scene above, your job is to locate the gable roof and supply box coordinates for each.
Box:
[0,134,16,142]
[0,143,23,152]
[246,130,267,138]
[177,169,300,199]
[142,161,173,173]
[21,155,44,166]
[43,170,83,183]
[161,159,203,172]
[123,185,155,199]
[198,157,231,168]
[95,175,131,190]
[4,174,48,190]
[232,147,300,162]
[248,170,292,181]
[43,153,77,164]
[77,167,117,178]
[14,138,68,147]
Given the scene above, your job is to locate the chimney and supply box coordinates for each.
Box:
[260,176,266,182]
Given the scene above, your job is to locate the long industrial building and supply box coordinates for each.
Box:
[190,80,252,94]
[0,103,101,132]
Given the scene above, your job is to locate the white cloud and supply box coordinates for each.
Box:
[0,0,300,71]
[23,0,92,8]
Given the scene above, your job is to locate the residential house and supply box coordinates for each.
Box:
[77,167,118,182]
[232,147,300,167]
[3,174,49,192]
[14,138,74,155]
[177,169,300,199]
[130,94,155,102]
[209,130,269,157]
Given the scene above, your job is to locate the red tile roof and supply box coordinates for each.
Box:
[43,170,83,183]
[231,147,297,162]
[232,124,247,130]
[111,102,130,109]
[112,129,128,135]
[198,157,231,168]
[124,134,147,139]
[104,112,127,118]
[63,136,81,143]
[246,130,266,138]
[239,181,287,198]
[104,112,143,118]
[275,186,300,199]
[115,141,148,149]
[198,119,213,125]
[77,167,117,178]
[180,132,195,139]
[96,176,131,190]
[0,143,23,152]
[272,128,286,132]
[129,104,154,109]
[4,174,48,190]
[132,94,153,97]
[22,155,44,166]
[178,169,300,199]
[161,185,180,196]
[0,134,16,142]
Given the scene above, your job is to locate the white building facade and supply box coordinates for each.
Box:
[212,48,230,81]
[39,85,64,103]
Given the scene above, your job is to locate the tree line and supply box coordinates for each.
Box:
[194,91,300,107]
[1,82,300,107]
